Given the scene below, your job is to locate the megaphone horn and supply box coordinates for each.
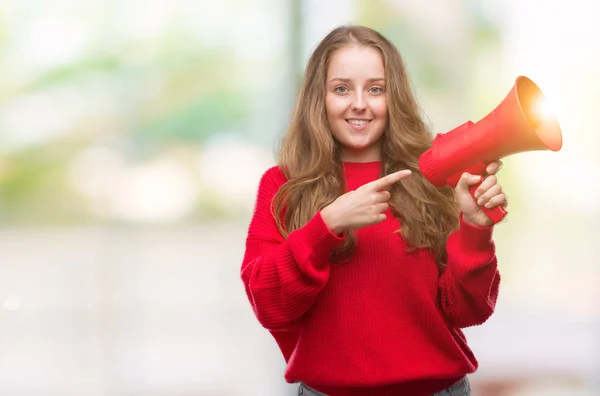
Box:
[418,76,563,223]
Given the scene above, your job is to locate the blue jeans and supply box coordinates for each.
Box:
[298,376,471,396]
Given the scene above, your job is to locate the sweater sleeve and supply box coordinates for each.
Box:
[240,167,344,331]
[438,214,501,328]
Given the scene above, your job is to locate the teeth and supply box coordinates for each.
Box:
[347,119,369,126]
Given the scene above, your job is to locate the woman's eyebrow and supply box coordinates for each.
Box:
[328,77,385,83]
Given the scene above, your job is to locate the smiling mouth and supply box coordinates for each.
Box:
[346,119,372,126]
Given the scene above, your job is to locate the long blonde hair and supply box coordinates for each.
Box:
[273,25,459,267]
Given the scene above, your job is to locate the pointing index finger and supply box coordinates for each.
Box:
[365,170,412,191]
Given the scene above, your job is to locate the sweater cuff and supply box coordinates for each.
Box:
[449,213,495,254]
[287,212,344,272]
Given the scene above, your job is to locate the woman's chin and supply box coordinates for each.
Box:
[345,138,377,151]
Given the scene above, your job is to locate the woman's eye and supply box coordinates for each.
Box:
[369,87,384,94]
[334,86,348,93]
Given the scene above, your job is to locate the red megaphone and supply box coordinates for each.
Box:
[418,76,563,224]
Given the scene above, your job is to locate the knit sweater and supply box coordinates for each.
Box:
[241,161,500,396]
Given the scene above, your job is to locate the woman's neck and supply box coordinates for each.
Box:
[339,143,382,163]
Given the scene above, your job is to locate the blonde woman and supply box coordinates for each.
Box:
[241,25,507,396]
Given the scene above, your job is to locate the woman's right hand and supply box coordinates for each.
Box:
[320,170,412,235]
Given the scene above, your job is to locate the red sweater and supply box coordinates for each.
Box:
[241,162,500,396]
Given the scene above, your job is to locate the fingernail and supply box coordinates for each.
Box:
[485,202,491,208]
[478,198,484,205]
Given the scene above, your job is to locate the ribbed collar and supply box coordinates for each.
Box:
[342,161,382,171]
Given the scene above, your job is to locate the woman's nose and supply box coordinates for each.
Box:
[350,92,366,111]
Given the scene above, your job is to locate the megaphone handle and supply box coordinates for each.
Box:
[468,183,508,224]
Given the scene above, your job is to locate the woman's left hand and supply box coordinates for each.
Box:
[453,160,508,227]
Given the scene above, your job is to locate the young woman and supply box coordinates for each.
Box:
[241,25,507,396]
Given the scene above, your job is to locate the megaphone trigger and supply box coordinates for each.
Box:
[445,161,489,188]
[467,182,508,223]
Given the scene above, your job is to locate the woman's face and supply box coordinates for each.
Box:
[325,45,388,162]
